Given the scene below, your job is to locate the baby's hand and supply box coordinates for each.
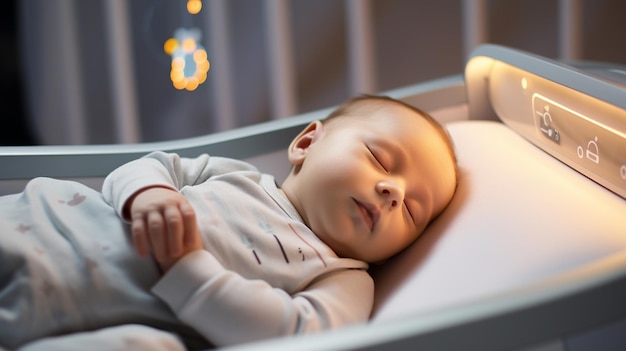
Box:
[127,187,204,271]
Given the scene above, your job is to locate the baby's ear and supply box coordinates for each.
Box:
[288,121,323,165]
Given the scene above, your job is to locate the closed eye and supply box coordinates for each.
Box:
[366,145,388,172]
[403,201,414,222]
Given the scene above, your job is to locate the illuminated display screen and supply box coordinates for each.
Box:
[486,59,626,199]
[532,93,626,193]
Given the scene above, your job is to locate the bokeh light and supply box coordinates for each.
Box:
[165,28,210,91]
[187,0,202,15]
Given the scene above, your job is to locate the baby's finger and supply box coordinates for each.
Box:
[147,211,167,262]
[131,217,150,257]
[164,205,183,257]
[180,202,199,246]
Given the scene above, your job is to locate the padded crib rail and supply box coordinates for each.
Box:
[0,75,464,181]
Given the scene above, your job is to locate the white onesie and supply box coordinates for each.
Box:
[0,151,373,350]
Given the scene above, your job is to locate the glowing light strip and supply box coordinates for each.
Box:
[532,93,626,139]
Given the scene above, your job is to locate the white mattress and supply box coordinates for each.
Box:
[370,120,626,323]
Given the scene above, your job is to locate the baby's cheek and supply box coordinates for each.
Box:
[386,223,415,254]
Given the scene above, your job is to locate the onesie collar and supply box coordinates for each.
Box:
[260,174,305,223]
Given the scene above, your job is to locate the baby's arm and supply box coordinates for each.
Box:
[125,186,203,272]
[102,151,258,269]
[153,251,374,346]
[103,151,258,219]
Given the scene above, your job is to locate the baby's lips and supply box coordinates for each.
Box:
[355,199,378,232]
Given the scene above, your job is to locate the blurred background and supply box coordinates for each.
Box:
[1,0,625,146]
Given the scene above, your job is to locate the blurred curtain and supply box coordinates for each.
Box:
[18,0,626,145]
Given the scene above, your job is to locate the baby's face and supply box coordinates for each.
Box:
[284,105,457,263]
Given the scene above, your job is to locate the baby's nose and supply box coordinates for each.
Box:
[377,181,404,209]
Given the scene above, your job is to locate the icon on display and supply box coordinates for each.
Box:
[531,93,624,199]
[537,105,560,144]
[577,136,600,164]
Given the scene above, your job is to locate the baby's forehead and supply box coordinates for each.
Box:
[330,101,454,161]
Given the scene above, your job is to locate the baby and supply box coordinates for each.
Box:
[0,95,457,350]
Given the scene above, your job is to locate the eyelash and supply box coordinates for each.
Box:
[403,201,415,222]
[367,145,388,172]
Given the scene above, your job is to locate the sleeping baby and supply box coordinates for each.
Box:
[0,95,457,351]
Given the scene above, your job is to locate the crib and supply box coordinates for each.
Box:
[1,44,625,351]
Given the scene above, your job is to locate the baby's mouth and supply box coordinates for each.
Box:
[354,199,379,232]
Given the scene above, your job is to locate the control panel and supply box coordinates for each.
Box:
[484,59,626,199]
[532,93,626,194]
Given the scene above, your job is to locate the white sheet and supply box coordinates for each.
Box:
[371,120,626,322]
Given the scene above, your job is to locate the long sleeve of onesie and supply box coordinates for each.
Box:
[101,151,374,347]
[155,250,373,346]
[102,151,257,219]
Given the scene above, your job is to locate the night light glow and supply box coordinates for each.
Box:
[165,28,210,91]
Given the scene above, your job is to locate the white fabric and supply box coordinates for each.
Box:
[0,151,372,350]
[17,325,186,351]
[0,177,196,349]
[371,120,626,322]
[103,151,373,346]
